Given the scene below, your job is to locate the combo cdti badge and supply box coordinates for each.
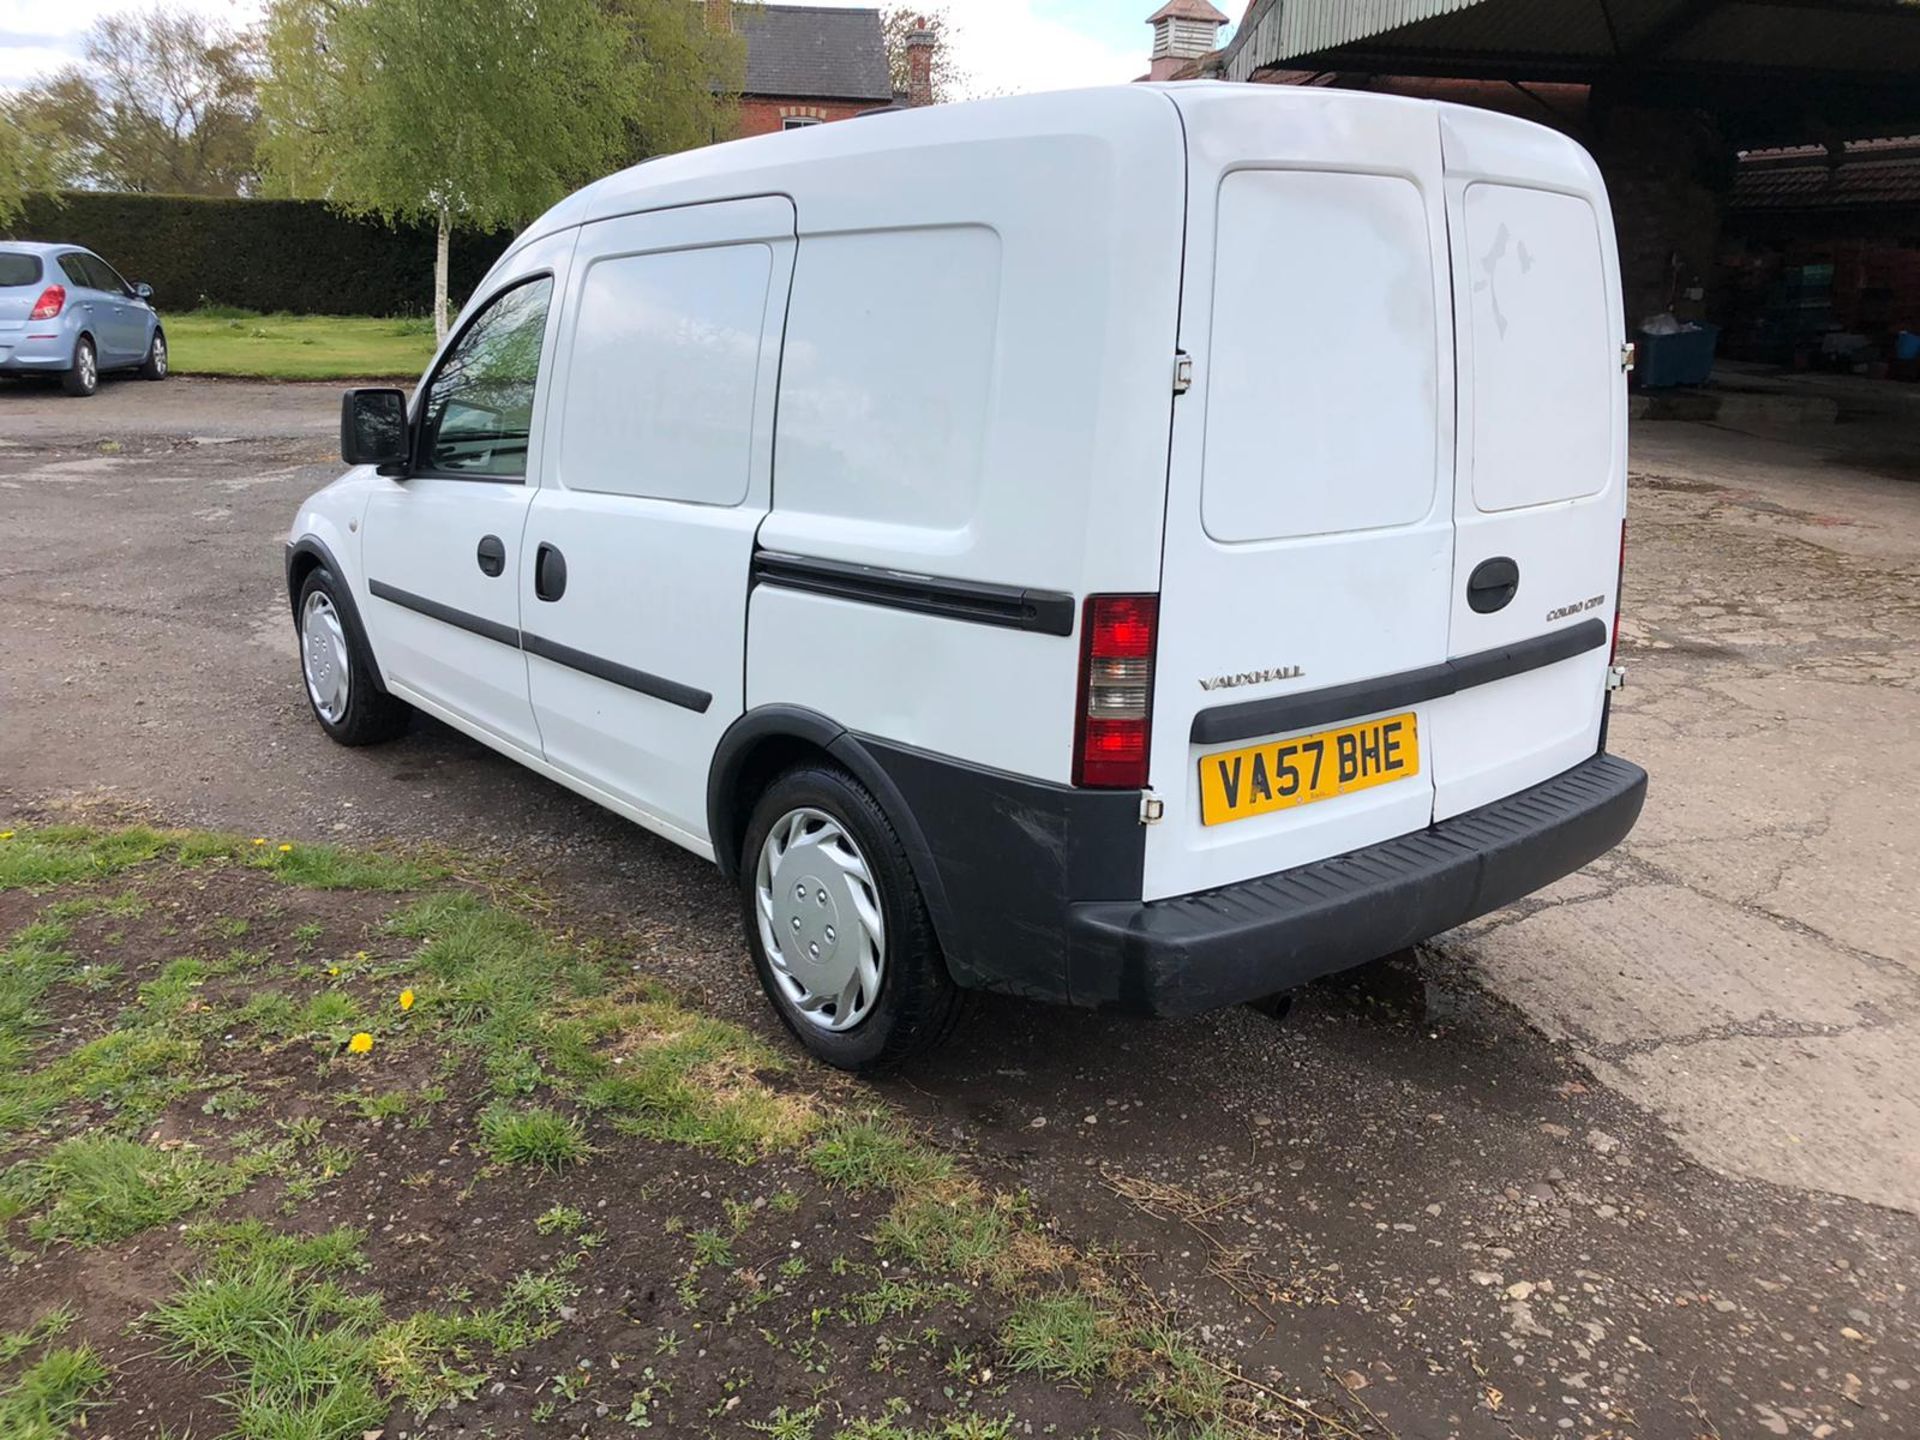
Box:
[285,83,1647,1071]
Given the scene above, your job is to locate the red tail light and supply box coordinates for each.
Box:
[1074,594,1158,788]
[1611,519,1627,662]
[28,285,65,321]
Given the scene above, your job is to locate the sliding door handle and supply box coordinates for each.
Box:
[534,542,568,602]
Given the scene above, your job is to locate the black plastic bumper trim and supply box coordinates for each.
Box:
[752,551,1076,638]
[1066,752,1646,1016]
[367,579,710,713]
[1191,617,1609,745]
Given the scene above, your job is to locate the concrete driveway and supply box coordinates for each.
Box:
[3,375,1917,1438]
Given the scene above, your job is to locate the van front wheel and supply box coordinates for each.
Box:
[740,764,961,1071]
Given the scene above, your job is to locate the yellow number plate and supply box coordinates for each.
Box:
[1198,712,1419,826]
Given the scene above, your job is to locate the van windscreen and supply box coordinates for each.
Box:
[0,252,44,288]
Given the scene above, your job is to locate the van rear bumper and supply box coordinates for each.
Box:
[1066,752,1647,1017]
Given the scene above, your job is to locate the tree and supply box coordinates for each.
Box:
[260,0,742,336]
[10,9,261,196]
[0,108,64,230]
[882,6,967,105]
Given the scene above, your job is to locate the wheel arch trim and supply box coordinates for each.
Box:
[284,537,392,696]
[707,705,959,962]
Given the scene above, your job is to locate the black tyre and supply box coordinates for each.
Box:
[295,566,411,746]
[61,336,98,397]
[740,764,963,1071]
[139,328,168,380]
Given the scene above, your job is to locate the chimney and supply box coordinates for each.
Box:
[705,0,730,34]
[906,17,936,107]
[1146,0,1228,81]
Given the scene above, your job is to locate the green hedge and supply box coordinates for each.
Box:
[6,192,513,317]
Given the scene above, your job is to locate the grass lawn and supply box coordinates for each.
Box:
[164,308,436,381]
[0,824,1359,1440]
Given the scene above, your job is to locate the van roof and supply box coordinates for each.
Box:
[493,82,1583,293]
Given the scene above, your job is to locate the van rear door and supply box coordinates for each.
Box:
[1146,87,1456,903]
[1424,105,1626,820]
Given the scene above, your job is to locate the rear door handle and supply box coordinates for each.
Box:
[476,534,505,577]
[534,542,567,602]
[1467,556,1519,614]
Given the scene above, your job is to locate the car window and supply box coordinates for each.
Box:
[417,277,554,480]
[58,255,91,288]
[0,252,42,288]
[82,254,132,295]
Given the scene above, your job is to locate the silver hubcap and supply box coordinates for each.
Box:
[301,591,351,723]
[152,335,166,376]
[78,346,95,388]
[755,807,885,1032]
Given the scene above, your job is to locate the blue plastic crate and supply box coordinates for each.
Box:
[1635,323,1720,389]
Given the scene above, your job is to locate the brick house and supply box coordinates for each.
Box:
[705,1,934,139]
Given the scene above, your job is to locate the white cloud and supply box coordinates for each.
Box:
[934,0,1144,95]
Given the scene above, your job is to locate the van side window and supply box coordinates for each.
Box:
[557,245,774,506]
[417,276,553,479]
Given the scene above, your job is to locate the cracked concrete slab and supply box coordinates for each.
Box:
[1463,884,1914,1050]
[1597,1024,1920,1212]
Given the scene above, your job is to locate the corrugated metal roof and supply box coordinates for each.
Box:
[1226,0,1487,80]
[737,3,894,103]
[1228,0,1482,80]
[1221,0,1920,80]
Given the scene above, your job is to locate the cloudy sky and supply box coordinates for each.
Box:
[0,0,1231,93]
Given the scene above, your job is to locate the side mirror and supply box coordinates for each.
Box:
[340,387,409,471]
[133,282,153,300]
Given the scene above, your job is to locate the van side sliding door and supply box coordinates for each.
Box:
[520,197,797,856]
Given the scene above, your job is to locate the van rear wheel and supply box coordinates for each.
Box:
[740,764,961,1072]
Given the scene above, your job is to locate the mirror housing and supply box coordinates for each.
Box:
[340,388,409,471]
[133,282,153,300]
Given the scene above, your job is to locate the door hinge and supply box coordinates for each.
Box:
[1139,792,1165,825]
[1173,352,1193,395]
[1606,664,1627,692]
[1620,341,1637,374]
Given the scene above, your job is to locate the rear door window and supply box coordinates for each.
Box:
[0,253,42,287]
[58,255,91,289]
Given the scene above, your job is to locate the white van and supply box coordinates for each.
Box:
[287,83,1645,1070]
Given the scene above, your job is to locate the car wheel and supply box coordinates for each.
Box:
[61,336,98,397]
[296,566,411,746]
[140,328,168,380]
[740,764,963,1072]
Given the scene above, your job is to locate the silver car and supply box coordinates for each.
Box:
[0,242,168,397]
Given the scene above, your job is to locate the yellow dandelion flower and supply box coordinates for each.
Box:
[277,843,294,853]
[348,1032,374,1054]
[251,837,266,846]
[398,990,416,1012]
[0,831,13,842]
[355,951,368,962]
[327,966,340,977]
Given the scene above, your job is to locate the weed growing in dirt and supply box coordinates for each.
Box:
[0,1341,110,1439]
[999,1292,1120,1387]
[0,1308,75,1365]
[3,1135,237,1246]
[479,1103,592,1169]
[152,1220,584,1432]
